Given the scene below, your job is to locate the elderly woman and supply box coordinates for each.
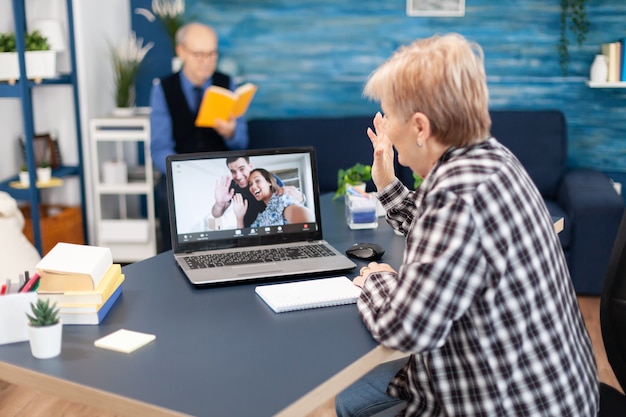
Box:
[335,34,598,416]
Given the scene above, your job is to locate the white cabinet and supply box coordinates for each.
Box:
[89,116,156,262]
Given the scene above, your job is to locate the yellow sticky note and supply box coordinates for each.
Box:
[94,329,155,353]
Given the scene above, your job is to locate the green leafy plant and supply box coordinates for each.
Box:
[38,160,50,169]
[558,0,589,76]
[334,163,372,200]
[0,32,16,52]
[26,299,60,327]
[0,31,49,52]
[110,32,153,108]
[20,163,28,172]
[413,173,423,189]
[25,30,49,51]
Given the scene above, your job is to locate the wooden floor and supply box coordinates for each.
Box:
[0,296,621,417]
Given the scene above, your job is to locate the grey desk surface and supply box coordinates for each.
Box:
[0,194,406,417]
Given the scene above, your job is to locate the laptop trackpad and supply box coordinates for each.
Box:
[234,264,284,277]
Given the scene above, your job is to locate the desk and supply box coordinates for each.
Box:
[0,194,406,417]
[0,195,565,416]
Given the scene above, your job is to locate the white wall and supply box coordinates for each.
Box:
[0,0,130,244]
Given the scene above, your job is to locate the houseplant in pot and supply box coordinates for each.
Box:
[334,163,372,200]
[109,32,153,115]
[26,298,62,359]
[19,164,29,186]
[37,160,52,183]
[0,30,54,82]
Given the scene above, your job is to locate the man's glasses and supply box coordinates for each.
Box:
[184,47,219,61]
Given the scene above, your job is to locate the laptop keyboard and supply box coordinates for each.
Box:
[184,244,337,269]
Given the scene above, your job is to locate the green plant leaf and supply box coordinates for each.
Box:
[334,163,372,200]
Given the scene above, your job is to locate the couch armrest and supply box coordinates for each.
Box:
[557,168,625,294]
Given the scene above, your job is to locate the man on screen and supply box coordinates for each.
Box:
[211,156,304,227]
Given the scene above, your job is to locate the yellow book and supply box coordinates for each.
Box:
[37,264,122,305]
[57,274,125,313]
[603,42,620,83]
[195,83,257,128]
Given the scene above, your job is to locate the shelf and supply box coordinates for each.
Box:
[0,165,79,197]
[9,177,63,189]
[586,81,626,88]
[0,74,73,97]
[96,182,153,194]
[90,116,156,262]
[5,0,86,254]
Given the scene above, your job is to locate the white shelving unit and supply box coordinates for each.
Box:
[587,81,626,88]
[89,115,156,262]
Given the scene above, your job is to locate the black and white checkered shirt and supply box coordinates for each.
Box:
[359,138,599,416]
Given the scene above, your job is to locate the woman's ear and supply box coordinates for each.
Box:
[413,112,431,139]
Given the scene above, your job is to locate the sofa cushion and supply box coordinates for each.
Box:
[490,110,567,200]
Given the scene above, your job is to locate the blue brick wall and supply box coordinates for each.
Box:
[131,0,626,174]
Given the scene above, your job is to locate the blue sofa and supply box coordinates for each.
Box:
[248,110,625,295]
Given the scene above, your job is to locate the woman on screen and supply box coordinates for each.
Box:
[232,168,314,228]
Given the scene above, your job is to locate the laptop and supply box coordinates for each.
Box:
[165,147,356,285]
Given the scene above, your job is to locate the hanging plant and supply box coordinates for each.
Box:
[558,0,589,76]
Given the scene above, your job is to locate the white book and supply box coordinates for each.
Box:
[36,243,113,291]
[255,276,362,313]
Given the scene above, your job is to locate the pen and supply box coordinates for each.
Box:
[17,272,30,293]
[20,273,40,293]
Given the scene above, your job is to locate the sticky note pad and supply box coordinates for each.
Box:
[94,329,155,353]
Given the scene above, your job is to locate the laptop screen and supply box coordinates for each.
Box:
[166,147,324,254]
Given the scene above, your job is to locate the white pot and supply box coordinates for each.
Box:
[0,52,19,81]
[19,171,30,186]
[353,182,366,192]
[0,50,57,81]
[27,321,63,359]
[25,50,57,80]
[112,107,135,117]
[102,160,128,184]
[37,166,52,183]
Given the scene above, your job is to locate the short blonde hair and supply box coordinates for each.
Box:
[363,33,491,148]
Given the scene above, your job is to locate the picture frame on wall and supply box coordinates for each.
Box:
[406,0,465,17]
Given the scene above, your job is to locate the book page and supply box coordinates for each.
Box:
[232,83,258,118]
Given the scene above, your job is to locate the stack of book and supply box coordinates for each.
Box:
[36,243,124,325]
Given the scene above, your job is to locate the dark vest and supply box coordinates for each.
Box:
[160,72,231,154]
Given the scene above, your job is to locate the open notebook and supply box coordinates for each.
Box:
[166,147,356,286]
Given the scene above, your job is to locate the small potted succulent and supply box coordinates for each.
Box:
[37,160,52,183]
[19,164,29,186]
[334,163,372,200]
[26,298,62,359]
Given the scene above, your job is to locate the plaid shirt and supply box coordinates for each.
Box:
[359,138,598,416]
